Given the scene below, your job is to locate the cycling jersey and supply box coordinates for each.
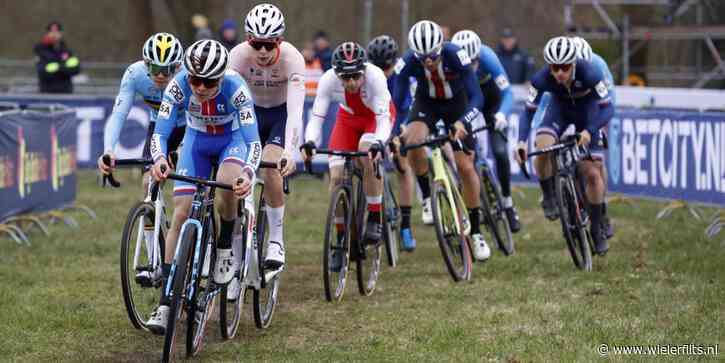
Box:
[591,53,616,105]
[386,70,417,135]
[393,42,482,125]
[305,63,393,147]
[104,61,185,154]
[518,59,610,143]
[475,44,513,117]
[151,69,262,188]
[228,41,305,153]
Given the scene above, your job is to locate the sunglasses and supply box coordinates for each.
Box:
[249,40,278,51]
[414,48,442,62]
[550,63,573,73]
[188,75,220,88]
[338,72,363,81]
[147,63,175,76]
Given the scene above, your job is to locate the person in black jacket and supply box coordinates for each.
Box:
[33,22,81,93]
[495,28,535,85]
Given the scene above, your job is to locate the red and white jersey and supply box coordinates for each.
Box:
[305,63,392,145]
[229,41,306,153]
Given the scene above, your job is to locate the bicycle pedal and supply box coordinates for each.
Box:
[135,275,154,288]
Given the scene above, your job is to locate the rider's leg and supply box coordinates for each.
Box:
[214,159,244,282]
[453,144,481,234]
[579,158,607,253]
[260,144,286,268]
[396,154,417,250]
[358,134,383,243]
[403,121,433,225]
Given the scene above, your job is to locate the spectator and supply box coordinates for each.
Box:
[302,41,323,97]
[218,19,239,50]
[191,14,213,41]
[33,21,80,93]
[440,25,451,41]
[313,31,332,71]
[495,27,535,84]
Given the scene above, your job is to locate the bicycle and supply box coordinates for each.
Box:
[518,134,594,271]
[396,120,473,282]
[101,155,176,332]
[308,149,384,301]
[470,126,515,256]
[158,161,285,362]
[382,166,401,267]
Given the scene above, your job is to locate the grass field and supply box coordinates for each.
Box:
[1,170,724,362]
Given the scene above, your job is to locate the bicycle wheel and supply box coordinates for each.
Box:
[253,197,280,329]
[555,175,593,271]
[383,174,400,267]
[162,226,194,363]
[431,180,473,282]
[186,217,218,357]
[322,185,351,302]
[479,166,514,256]
[354,181,382,296]
[120,201,161,331]
[219,217,246,339]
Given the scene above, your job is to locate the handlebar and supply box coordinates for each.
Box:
[517,134,583,180]
[259,160,290,195]
[313,148,381,179]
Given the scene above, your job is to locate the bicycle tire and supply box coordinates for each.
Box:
[253,196,280,329]
[479,166,514,256]
[431,180,473,282]
[355,188,382,296]
[186,215,218,357]
[162,225,195,363]
[383,174,400,267]
[322,185,351,302]
[555,175,593,271]
[120,201,159,331]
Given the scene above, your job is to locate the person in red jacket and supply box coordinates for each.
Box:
[33,22,81,93]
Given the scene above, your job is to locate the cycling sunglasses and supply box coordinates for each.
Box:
[338,72,363,81]
[550,63,573,73]
[188,75,220,88]
[249,40,278,51]
[414,48,442,62]
[147,63,175,76]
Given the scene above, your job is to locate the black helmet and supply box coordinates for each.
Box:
[367,35,398,69]
[332,42,367,75]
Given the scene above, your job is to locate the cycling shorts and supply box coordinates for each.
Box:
[255,103,286,148]
[407,92,475,152]
[328,103,395,151]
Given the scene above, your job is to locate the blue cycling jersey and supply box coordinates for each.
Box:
[386,70,415,133]
[591,53,616,105]
[518,59,611,142]
[104,61,185,153]
[151,69,261,170]
[393,42,482,124]
[476,44,514,116]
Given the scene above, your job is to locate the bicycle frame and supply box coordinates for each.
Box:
[428,145,469,236]
[132,175,167,280]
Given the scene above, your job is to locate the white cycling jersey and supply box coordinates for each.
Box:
[229,41,305,153]
[305,63,392,146]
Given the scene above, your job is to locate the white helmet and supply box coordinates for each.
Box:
[408,20,444,56]
[244,3,285,39]
[184,40,229,79]
[543,36,578,65]
[571,36,593,62]
[142,32,183,66]
[451,30,481,61]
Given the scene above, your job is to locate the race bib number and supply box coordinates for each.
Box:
[158,101,171,119]
[527,85,538,103]
[167,80,184,104]
[495,74,510,90]
[239,107,254,125]
[456,49,471,66]
[595,81,609,98]
[394,58,406,74]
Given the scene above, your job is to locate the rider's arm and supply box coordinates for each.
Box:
[304,70,334,146]
[285,50,306,155]
[584,63,611,135]
[104,65,137,154]
[150,79,183,162]
[519,79,545,143]
[369,67,393,143]
[231,83,262,171]
[455,50,482,125]
[392,56,412,117]
[481,47,513,116]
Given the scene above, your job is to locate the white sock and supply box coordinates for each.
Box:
[267,205,285,245]
[366,195,382,205]
[503,196,513,208]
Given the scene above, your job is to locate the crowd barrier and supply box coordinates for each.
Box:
[1,86,723,207]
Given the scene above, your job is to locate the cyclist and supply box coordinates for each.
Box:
[393,20,490,261]
[515,36,611,255]
[146,39,262,334]
[229,3,304,270]
[367,34,418,251]
[571,36,615,240]
[451,29,522,233]
[97,33,186,284]
[300,42,393,261]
